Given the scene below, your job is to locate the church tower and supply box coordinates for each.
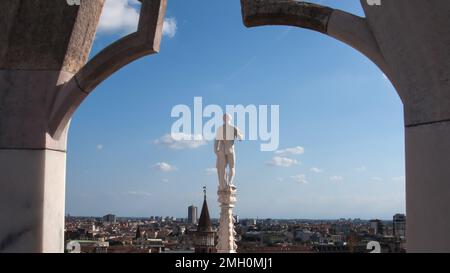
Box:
[195,187,216,253]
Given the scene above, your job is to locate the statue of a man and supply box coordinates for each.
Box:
[215,114,243,190]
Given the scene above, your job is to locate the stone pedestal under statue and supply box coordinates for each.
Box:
[216,185,237,253]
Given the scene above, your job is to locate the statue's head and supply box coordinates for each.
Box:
[223,114,232,124]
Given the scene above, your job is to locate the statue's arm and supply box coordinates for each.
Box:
[235,127,244,141]
[214,139,219,153]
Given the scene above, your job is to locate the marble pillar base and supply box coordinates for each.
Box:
[0,149,66,253]
[406,122,450,252]
[216,185,237,253]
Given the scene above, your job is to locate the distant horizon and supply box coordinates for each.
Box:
[66,214,405,222]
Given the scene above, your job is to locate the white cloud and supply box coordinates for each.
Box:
[96,144,104,150]
[277,177,285,182]
[205,168,217,175]
[371,177,383,182]
[330,175,344,182]
[163,17,177,38]
[153,162,177,172]
[291,174,308,184]
[154,133,207,150]
[98,0,177,37]
[310,167,324,173]
[275,146,305,157]
[98,0,140,34]
[267,156,299,167]
[127,190,151,197]
[355,166,368,172]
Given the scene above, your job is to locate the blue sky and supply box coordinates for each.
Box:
[65,0,405,220]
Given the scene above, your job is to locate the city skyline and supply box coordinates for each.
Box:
[66,0,405,220]
[65,205,405,222]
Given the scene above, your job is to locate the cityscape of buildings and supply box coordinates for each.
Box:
[65,192,406,253]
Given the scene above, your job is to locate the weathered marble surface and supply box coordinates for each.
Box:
[0,0,166,253]
[405,122,450,252]
[0,1,101,252]
[0,149,66,253]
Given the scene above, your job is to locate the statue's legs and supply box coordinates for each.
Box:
[216,151,227,189]
[226,154,236,186]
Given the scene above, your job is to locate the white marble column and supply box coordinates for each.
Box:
[0,0,166,253]
[0,149,67,252]
[216,186,237,253]
[405,122,450,252]
[0,70,71,253]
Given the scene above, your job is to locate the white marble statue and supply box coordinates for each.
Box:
[214,114,243,190]
[215,114,242,253]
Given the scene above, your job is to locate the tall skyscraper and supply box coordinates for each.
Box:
[369,219,383,235]
[393,214,406,238]
[102,214,116,224]
[195,187,216,253]
[188,205,198,225]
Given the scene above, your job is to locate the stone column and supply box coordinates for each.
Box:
[0,0,166,253]
[0,1,103,253]
[240,0,450,252]
[361,1,450,252]
[405,123,450,252]
[216,186,237,253]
